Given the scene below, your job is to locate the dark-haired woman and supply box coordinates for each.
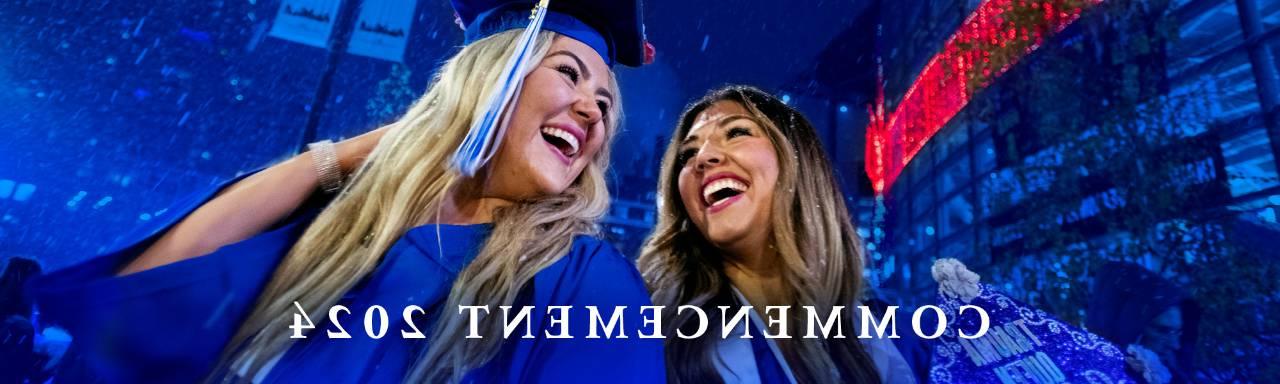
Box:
[639,86,915,383]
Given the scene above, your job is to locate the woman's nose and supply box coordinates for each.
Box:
[573,96,602,126]
[694,145,725,172]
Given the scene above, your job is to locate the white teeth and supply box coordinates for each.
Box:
[702,178,748,206]
[540,127,580,156]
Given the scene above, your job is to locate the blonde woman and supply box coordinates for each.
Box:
[28,0,664,382]
[638,86,915,383]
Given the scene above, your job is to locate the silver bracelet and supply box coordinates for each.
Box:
[308,140,343,193]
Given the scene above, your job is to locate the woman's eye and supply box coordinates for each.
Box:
[556,64,580,83]
[597,101,610,118]
[676,148,697,167]
[727,127,751,138]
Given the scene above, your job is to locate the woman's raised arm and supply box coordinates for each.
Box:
[116,127,387,276]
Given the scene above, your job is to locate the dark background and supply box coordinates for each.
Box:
[2,0,1278,381]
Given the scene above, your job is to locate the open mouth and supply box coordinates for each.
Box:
[540,126,581,159]
[702,176,748,208]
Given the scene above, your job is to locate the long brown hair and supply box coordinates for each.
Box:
[637,85,879,383]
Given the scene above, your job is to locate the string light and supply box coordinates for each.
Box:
[865,0,1103,194]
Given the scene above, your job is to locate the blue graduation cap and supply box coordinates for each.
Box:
[453,0,648,67]
[449,0,650,176]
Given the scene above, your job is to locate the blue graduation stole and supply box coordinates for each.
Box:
[928,259,1137,384]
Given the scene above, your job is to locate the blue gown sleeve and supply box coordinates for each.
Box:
[512,237,667,383]
[24,168,320,383]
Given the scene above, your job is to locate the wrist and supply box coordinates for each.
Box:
[333,139,364,174]
[308,140,343,193]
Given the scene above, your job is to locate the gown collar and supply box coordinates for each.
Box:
[726,285,800,384]
[402,223,494,274]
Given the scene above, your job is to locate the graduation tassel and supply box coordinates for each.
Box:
[451,0,551,177]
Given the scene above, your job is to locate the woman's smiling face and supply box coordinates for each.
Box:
[675,100,780,253]
[484,36,616,200]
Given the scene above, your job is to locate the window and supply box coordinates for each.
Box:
[1222,129,1279,197]
[940,193,975,238]
[939,153,971,196]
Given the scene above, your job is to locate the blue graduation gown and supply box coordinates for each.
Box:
[746,322,791,383]
[714,288,918,384]
[26,172,666,383]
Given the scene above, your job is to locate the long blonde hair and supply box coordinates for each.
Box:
[217,30,622,383]
[637,86,879,383]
